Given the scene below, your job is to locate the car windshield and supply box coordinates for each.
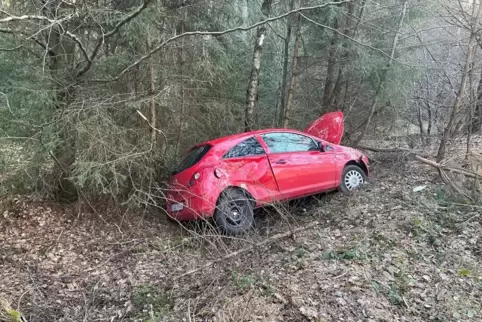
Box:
[174,144,211,174]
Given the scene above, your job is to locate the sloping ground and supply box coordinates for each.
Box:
[1,147,481,321]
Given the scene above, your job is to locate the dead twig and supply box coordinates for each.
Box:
[355,145,413,153]
[174,221,320,280]
[414,155,482,179]
[355,145,482,179]
[83,241,143,274]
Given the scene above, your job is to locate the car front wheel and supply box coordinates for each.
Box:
[214,189,254,235]
[339,165,366,194]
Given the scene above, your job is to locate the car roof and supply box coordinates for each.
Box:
[201,128,311,147]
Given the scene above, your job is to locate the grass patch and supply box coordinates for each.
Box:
[319,247,365,261]
[231,272,256,291]
[131,285,173,321]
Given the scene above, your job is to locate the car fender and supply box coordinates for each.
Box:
[333,148,367,185]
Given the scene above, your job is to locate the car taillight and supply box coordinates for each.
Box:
[188,172,200,187]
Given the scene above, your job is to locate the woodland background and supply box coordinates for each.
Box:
[1,1,482,321]
[1,0,481,206]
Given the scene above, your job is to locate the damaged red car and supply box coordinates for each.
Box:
[166,111,369,234]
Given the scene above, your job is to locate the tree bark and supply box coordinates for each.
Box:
[330,0,365,110]
[466,46,478,159]
[245,0,272,132]
[353,0,407,145]
[436,0,482,162]
[147,34,157,146]
[40,0,78,201]
[278,0,296,127]
[321,17,340,110]
[473,68,482,133]
[176,12,186,157]
[417,104,424,137]
[426,101,432,135]
[283,14,301,128]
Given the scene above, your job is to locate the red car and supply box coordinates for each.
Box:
[166,112,369,234]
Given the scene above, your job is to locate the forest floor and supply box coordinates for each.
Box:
[1,138,482,322]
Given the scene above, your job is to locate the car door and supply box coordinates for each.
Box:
[220,136,281,203]
[260,132,336,199]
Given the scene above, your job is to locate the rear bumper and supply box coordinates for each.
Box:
[166,188,217,222]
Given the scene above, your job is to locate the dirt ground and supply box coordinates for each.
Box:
[1,140,481,322]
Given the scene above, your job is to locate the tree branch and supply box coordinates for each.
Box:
[0,45,23,51]
[355,145,482,180]
[105,0,153,39]
[65,31,90,65]
[76,0,153,78]
[0,12,77,24]
[91,0,353,82]
[299,12,417,68]
[0,27,55,56]
[174,221,320,280]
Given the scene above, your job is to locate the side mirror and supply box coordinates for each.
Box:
[318,142,325,152]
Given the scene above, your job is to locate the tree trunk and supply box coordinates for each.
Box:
[467,59,477,159]
[473,68,482,133]
[245,0,272,132]
[176,14,186,157]
[417,104,424,137]
[353,0,407,145]
[322,17,340,110]
[437,0,482,162]
[426,101,432,136]
[278,0,296,127]
[41,0,78,201]
[147,34,157,146]
[330,0,365,110]
[283,14,301,128]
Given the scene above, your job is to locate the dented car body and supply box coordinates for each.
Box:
[166,112,369,234]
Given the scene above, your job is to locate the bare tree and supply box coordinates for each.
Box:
[283,14,301,128]
[322,15,341,110]
[147,34,157,146]
[354,0,408,146]
[473,68,482,133]
[278,0,296,127]
[330,0,365,110]
[436,0,482,162]
[245,0,273,132]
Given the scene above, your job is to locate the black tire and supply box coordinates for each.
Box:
[339,164,367,194]
[214,189,254,235]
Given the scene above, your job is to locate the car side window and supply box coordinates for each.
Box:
[261,133,318,153]
[223,137,265,158]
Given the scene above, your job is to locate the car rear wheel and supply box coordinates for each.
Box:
[214,189,254,235]
[339,165,366,194]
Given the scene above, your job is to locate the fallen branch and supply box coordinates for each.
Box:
[174,221,320,280]
[355,145,413,153]
[414,155,482,179]
[355,145,482,179]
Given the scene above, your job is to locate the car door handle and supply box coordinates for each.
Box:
[276,159,287,164]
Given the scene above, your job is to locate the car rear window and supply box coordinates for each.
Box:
[223,137,265,159]
[176,144,211,173]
